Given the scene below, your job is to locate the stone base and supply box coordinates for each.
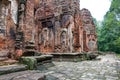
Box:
[20,55,53,69]
[51,53,81,62]
[0,50,9,62]
[0,70,46,80]
[0,57,8,61]
[0,64,27,75]
[0,59,19,66]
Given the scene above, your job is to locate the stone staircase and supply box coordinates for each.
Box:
[0,50,8,62]
[0,64,27,75]
[0,50,18,66]
[0,50,27,76]
[0,70,46,80]
[0,42,50,80]
[23,41,37,56]
[0,49,46,80]
[21,41,53,70]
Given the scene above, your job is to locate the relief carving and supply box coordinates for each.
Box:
[62,15,74,52]
[0,0,97,58]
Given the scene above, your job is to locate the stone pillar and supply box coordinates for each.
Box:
[24,0,35,42]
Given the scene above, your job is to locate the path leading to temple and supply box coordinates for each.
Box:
[44,54,120,80]
[0,54,120,80]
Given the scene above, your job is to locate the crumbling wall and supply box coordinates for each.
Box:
[0,0,18,58]
[0,0,98,57]
[35,0,83,53]
[9,0,18,24]
[0,0,17,51]
[81,8,97,51]
[24,0,35,42]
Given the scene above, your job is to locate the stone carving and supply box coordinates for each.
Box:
[34,0,97,53]
[0,0,18,59]
[24,0,34,42]
[0,0,97,57]
[0,4,6,38]
[54,6,62,17]
[62,15,74,52]
[60,29,67,52]
[81,8,97,51]
[8,0,18,24]
[18,3,25,30]
[88,39,96,51]
[42,28,49,47]
[38,20,54,52]
[19,3,25,19]
[54,20,60,45]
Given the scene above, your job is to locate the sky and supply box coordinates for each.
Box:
[80,0,111,21]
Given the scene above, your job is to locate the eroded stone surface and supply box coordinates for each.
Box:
[81,8,97,52]
[0,54,119,80]
[0,70,45,80]
[0,0,97,58]
[0,64,27,75]
[41,54,120,80]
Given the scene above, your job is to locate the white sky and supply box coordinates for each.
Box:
[80,0,111,21]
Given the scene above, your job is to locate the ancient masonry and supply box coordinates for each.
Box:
[0,0,97,56]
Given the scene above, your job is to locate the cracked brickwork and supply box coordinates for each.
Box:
[0,0,97,57]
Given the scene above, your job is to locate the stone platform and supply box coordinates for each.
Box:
[0,54,119,80]
[51,52,100,62]
[43,54,120,80]
[0,59,19,66]
[0,64,27,75]
[0,70,46,80]
[20,55,53,69]
[51,53,83,62]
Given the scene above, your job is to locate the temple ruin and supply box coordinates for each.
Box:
[0,0,97,58]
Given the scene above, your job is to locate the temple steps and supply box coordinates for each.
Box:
[0,70,46,80]
[0,64,27,75]
[0,59,18,66]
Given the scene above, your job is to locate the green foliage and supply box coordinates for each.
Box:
[20,57,37,70]
[96,0,120,53]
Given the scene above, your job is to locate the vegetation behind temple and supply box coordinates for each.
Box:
[96,0,120,53]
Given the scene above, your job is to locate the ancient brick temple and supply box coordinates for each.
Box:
[0,0,97,56]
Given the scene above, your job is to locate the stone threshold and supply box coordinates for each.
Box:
[0,70,46,80]
[0,64,27,75]
[20,55,53,70]
[50,53,82,62]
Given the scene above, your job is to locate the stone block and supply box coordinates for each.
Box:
[0,64,27,75]
[20,55,53,69]
[0,70,46,80]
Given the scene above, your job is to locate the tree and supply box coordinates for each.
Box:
[97,0,120,53]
